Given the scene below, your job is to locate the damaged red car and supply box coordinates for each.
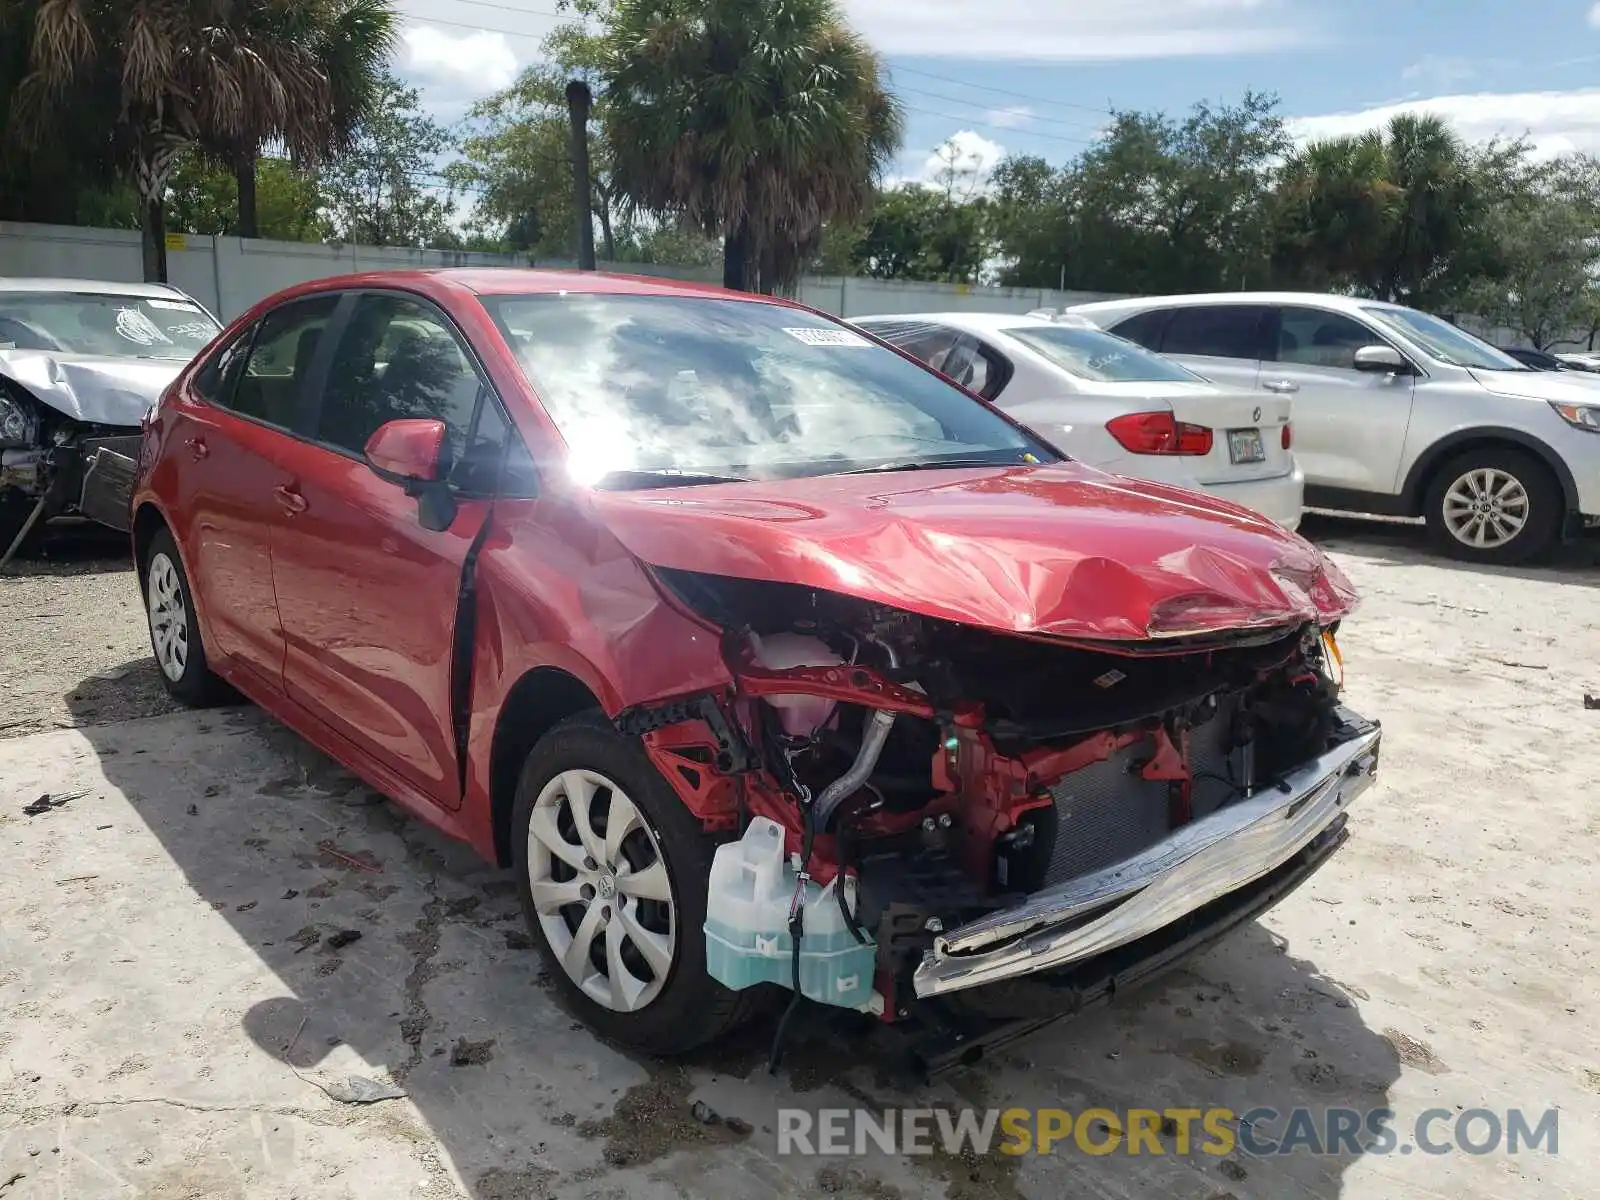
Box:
[131,271,1381,1071]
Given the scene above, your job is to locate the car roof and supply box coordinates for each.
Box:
[1070,291,1393,318]
[853,311,1064,334]
[267,268,764,304]
[0,276,195,298]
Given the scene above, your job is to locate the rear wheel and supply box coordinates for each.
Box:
[512,712,760,1054]
[142,528,228,706]
[1423,448,1563,565]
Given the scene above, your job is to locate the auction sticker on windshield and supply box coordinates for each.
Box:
[784,327,872,347]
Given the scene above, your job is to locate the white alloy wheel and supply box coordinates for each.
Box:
[525,768,677,1013]
[1440,467,1530,550]
[147,550,190,682]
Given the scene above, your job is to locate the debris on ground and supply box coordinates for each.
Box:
[326,929,362,950]
[450,1036,496,1066]
[21,788,88,815]
[282,889,300,900]
[55,875,98,886]
[300,1073,408,1105]
[690,1100,720,1125]
[1585,693,1599,710]
[289,925,322,953]
[316,839,383,874]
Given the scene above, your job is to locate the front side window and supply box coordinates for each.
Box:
[232,294,340,428]
[1361,305,1526,371]
[483,295,1053,487]
[1159,305,1271,360]
[317,293,485,460]
[0,292,220,360]
[1276,308,1387,371]
[1005,323,1199,384]
[192,328,254,408]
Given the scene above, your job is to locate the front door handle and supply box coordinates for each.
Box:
[1262,379,1299,394]
[185,436,209,460]
[273,484,308,515]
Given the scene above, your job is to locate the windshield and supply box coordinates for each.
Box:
[1004,322,1200,384]
[0,292,221,361]
[482,294,1054,487]
[1361,305,1526,371]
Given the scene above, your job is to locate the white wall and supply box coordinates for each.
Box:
[0,220,1119,322]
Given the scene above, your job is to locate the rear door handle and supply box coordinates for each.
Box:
[273,484,308,515]
[1262,379,1299,394]
[185,436,209,460]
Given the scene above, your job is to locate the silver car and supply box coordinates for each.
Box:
[1071,292,1600,564]
[0,278,222,559]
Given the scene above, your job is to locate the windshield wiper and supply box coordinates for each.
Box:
[596,468,751,490]
[837,458,1021,476]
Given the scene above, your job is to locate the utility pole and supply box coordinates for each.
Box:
[565,80,597,271]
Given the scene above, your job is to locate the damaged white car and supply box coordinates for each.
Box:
[0,278,221,560]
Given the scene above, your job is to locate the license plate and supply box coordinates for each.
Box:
[1227,428,1265,464]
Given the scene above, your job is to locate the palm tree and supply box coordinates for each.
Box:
[599,0,902,293]
[210,0,398,239]
[7,0,395,278]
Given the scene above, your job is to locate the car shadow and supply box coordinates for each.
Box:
[63,675,1401,1198]
[1299,512,1600,584]
[1,520,130,575]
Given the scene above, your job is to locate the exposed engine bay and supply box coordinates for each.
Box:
[619,565,1381,1056]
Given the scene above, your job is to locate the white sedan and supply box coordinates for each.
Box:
[853,310,1305,529]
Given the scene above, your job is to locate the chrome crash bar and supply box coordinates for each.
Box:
[912,725,1381,999]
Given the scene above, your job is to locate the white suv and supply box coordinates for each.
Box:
[1071,292,1600,563]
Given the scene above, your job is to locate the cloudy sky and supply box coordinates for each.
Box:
[396,0,1600,187]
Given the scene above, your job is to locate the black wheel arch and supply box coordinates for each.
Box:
[489,667,605,867]
[1401,427,1579,517]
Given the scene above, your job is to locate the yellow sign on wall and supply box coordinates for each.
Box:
[164,233,186,251]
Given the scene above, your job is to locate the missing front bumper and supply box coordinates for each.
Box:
[912,716,1380,999]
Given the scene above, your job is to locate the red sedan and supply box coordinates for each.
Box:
[131,270,1380,1068]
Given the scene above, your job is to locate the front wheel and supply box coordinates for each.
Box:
[142,528,229,706]
[512,712,760,1054]
[1423,448,1564,565]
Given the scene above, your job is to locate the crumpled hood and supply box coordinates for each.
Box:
[588,463,1357,641]
[1468,367,1600,405]
[0,350,184,427]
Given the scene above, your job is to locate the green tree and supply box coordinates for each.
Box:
[1464,156,1600,349]
[1269,114,1531,308]
[4,0,394,280]
[833,186,990,283]
[166,151,330,242]
[990,93,1289,293]
[205,0,399,239]
[319,70,458,248]
[599,0,902,292]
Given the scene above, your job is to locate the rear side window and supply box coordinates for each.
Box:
[862,320,993,395]
[1159,306,1272,361]
[1277,307,1382,370]
[1107,308,1171,350]
[231,295,340,429]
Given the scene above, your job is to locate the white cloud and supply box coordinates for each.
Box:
[401,25,519,95]
[841,0,1313,60]
[1588,1,1600,28]
[1288,89,1600,160]
[985,105,1034,129]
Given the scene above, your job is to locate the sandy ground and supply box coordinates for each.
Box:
[0,518,1596,1199]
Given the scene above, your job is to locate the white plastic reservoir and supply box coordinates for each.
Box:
[704,817,879,1010]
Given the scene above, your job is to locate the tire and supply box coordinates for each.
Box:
[1423,447,1564,565]
[141,527,229,706]
[512,711,761,1055]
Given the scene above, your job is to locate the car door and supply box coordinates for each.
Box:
[162,294,340,692]
[268,289,518,808]
[1263,305,1416,494]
